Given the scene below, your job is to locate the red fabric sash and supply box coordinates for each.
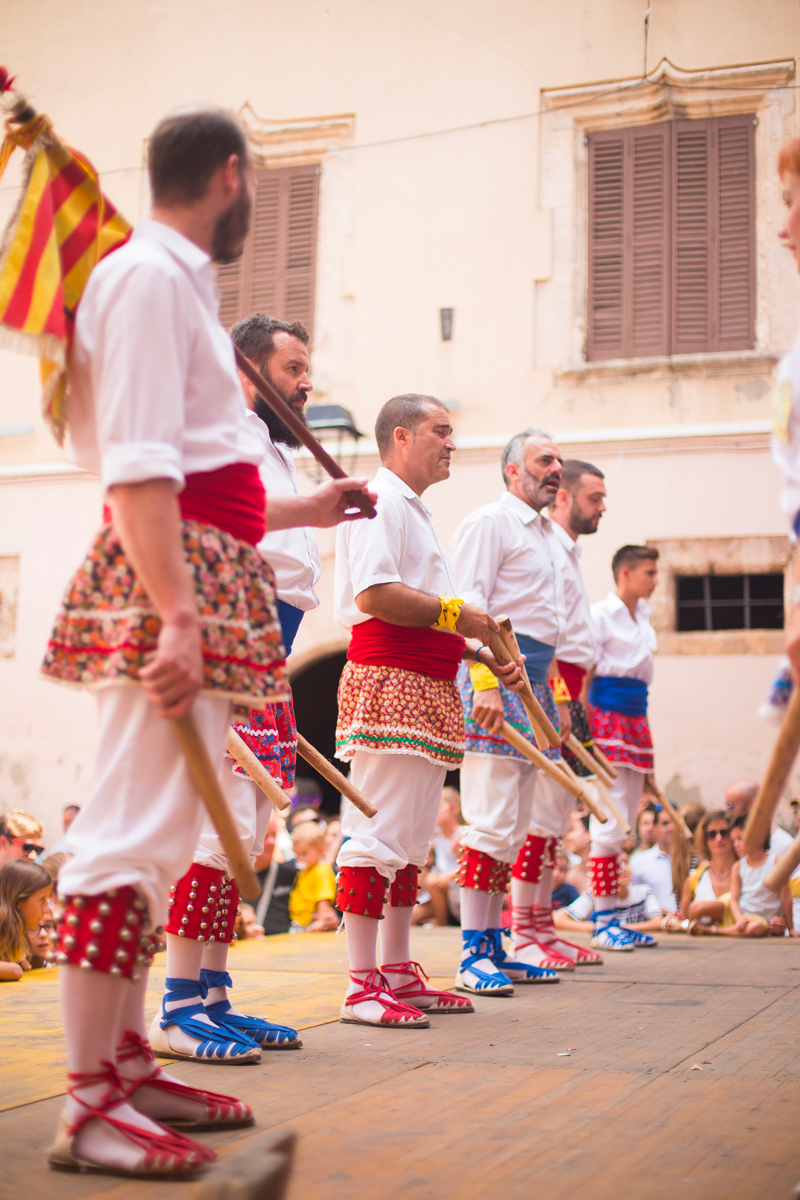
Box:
[348,617,465,681]
[102,462,266,546]
[557,660,586,702]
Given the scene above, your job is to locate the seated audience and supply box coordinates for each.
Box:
[0,810,45,866]
[563,810,590,894]
[323,819,343,869]
[630,803,658,858]
[679,803,706,871]
[250,814,299,936]
[725,827,792,938]
[0,860,52,980]
[726,779,794,855]
[49,804,80,855]
[551,848,579,910]
[630,808,678,913]
[413,787,463,927]
[674,810,736,932]
[288,822,338,931]
[554,851,662,935]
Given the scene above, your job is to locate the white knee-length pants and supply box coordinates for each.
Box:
[459,754,537,864]
[589,765,645,857]
[58,685,232,927]
[337,750,446,886]
[528,768,575,840]
[193,762,270,874]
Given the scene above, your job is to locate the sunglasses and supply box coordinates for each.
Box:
[707,829,730,840]
[14,840,45,856]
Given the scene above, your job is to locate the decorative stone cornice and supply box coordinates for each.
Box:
[238,103,355,166]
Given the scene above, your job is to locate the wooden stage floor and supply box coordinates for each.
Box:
[2,926,800,1200]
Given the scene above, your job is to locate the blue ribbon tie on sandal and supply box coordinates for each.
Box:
[454,930,515,996]
[591,910,636,952]
[200,969,302,1049]
[486,928,559,984]
[148,977,261,1063]
[620,926,657,948]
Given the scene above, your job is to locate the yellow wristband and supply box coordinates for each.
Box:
[469,661,498,692]
[433,595,463,633]
[551,676,571,704]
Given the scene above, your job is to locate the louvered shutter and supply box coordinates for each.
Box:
[671,119,713,353]
[716,114,755,351]
[216,163,320,338]
[587,131,626,359]
[629,124,670,356]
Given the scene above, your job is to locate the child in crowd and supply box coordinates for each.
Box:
[554,851,662,938]
[551,849,579,910]
[728,833,792,938]
[0,860,53,980]
[288,822,338,931]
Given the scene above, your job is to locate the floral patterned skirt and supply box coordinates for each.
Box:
[457,664,562,763]
[231,698,297,790]
[587,704,653,772]
[42,520,288,708]
[560,698,594,777]
[335,662,465,768]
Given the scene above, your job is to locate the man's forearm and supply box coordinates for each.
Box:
[356,582,440,626]
[108,480,197,625]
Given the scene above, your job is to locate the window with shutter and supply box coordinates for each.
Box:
[587,114,754,360]
[215,163,320,339]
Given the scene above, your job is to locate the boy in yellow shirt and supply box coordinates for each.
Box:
[289,823,339,931]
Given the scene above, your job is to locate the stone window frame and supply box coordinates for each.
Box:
[646,535,791,655]
[536,57,796,382]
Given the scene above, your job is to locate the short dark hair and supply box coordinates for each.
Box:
[230,314,309,371]
[611,544,659,582]
[374,394,445,459]
[148,108,248,206]
[561,459,604,494]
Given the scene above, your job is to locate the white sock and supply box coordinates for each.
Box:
[487,891,505,929]
[459,888,492,932]
[534,867,553,909]
[511,877,537,909]
[379,902,413,966]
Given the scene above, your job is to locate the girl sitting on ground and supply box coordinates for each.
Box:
[0,859,53,980]
[671,810,737,933]
[727,827,793,938]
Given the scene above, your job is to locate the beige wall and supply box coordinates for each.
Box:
[2,1,800,839]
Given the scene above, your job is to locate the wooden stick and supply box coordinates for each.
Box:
[500,721,605,821]
[744,686,800,853]
[591,774,632,835]
[171,713,261,901]
[591,743,619,780]
[234,348,376,520]
[295,732,377,819]
[765,832,800,892]
[556,756,608,824]
[484,618,559,749]
[227,728,291,813]
[646,779,692,841]
[564,733,615,788]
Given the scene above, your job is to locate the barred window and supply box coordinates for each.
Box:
[676,574,784,633]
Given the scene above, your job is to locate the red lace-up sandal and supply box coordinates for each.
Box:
[48,1063,214,1178]
[340,968,431,1028]
[531,905,603,966]
[116,1031,255,1131]
[381,960,474,1014]
[511,905,575,971]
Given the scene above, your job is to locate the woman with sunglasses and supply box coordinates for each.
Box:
[672,811,737,932]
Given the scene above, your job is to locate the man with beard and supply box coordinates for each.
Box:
[154,315,321,1062]
[44,108,375,1179]
[451,430,576,991]
[514,459,609,967]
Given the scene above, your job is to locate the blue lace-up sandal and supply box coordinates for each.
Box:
[148,978,261,1063]
[486,928,560,985]
[590,910,636,952]
[200,969,302,1049]
[454,930,515,996]
[620,926,658,947]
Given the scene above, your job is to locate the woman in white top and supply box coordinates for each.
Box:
[675,811,737,931]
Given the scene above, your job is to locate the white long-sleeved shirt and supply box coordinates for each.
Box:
[248,412,321,610]
[590,591,657,683]
[550,519,595,670]
[69,220,263,490]
[451,491,563,647]
[334,467,457,630]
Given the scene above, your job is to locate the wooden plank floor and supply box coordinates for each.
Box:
[2,928,799,1199]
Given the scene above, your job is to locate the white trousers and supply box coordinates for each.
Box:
[589,765,645,857]
[459,754,537,864]
[529,769,575,839]
[193,761,270,874]
[337,750,446,886]
[58,685,232,927]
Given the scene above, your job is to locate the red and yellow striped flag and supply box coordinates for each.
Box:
[0,104,131,443]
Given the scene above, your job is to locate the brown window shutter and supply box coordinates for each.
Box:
[716,114,755,351]
[629,123,670,356]
[587,131,626,360]
[670,118,713,354]
[216,163,320,337]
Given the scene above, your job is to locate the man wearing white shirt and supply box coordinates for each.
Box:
[629,809,678,912]
[586,545,660,951]
[451,429,572,986]
[156,316,323,1062]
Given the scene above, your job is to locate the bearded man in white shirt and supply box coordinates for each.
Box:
[333,395,523,1027]
[42,108,375,1179]
[586,544,660,951]
[451,429,581,989]
[154,315,323,1063]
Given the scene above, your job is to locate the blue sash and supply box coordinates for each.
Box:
[515,633,556,685]
[277,599,304,656]
[589,675,648,717]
